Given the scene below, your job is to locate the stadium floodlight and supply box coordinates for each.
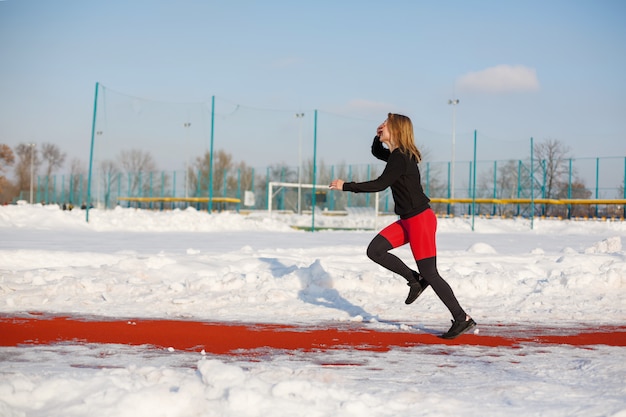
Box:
[448,99,459,199]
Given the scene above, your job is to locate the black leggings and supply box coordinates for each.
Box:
[366,234,467,321]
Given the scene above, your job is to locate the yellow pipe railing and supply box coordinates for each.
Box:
[118,197,241,204]
[430,198,626,205]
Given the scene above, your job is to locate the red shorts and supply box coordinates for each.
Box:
[378,208,437,261]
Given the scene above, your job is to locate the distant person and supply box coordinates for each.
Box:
[329,113,475,339]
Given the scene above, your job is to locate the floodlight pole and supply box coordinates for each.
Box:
[296,112,304,215]
[183,122,191,199]
[448,99,459,200]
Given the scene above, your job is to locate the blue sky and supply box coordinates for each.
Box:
[1,0,625,170]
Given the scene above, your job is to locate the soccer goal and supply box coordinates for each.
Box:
[267,181,389,230]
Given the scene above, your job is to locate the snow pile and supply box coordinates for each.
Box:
[584,236,622,254]
[1,204,625,416]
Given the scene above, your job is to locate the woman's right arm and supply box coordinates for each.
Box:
[371,136,390,162]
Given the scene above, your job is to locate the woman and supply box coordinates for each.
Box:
[329,113,475,339]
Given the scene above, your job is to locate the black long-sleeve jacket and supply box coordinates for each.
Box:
[342,136,430,219]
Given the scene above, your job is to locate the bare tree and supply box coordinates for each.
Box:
[189,149,234,196]
[214,150,235,197]
[41,143,66,178]
[475,160,525,216]
[118,149,158,196]
[69,158,86,206]
[534,139,571,198]
[14,143,41,197]
[235,160,255,193]
[37,143,66,202]
[0,144,14,173]
[98,159,120,208]
[534,139,572,216]
[0,144,16,201]
[554,179,592,218]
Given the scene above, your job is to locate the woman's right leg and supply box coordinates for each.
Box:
[366,233,414,281]
[366,225,428,304]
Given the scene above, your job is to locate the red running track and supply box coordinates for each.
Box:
[1,313,625,354]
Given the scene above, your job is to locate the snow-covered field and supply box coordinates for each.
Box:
[1,204,625,417]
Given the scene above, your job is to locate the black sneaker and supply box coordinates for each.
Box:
[440,317,477,339]
[405,272,428,305]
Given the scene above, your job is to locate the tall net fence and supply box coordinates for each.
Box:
[87,85,398,215]
[31,83,623,222]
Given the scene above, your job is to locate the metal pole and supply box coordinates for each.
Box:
[208,96,215,213]
[296,113,304,215]
[448,99,459,201]
[471,130,477,231]
[184,122,191,199]
[568,159,573,218]
[446,161,451,215]
[86,82,99,222]
[530,137,534,230]
[595,157,600,217]
[492,160,497,216]
[311,110,318,232]
[29,143,35,204]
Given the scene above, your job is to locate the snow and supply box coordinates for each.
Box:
[1,204,625,416]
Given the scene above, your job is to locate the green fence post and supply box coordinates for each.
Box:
[516,161,522,217]
[447,161,451,216]
[160,171,165,211]
[471,130,477,231]
[208,95,215,214]
[530,137,534,230]
[61,175,65,206]
[266,167,270,211]
[365,164,371,207]
[86,82,99,222]
[492,160,497,216]
[567,159,573,219]
[347,165,352,209]
[237,168,241,212]
[53,175,57,205]
[311,109,318,232]
[329,165,335,211]
[425,161,430,196]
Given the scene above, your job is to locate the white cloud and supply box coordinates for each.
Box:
[457,65,540,93]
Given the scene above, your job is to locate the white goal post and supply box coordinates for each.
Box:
[267,181,381,217]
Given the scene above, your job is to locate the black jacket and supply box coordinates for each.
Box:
[342,136,430,219]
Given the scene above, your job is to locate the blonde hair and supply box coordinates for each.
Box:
[387,113,421,162]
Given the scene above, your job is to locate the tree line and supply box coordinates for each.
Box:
[1,139,622,217]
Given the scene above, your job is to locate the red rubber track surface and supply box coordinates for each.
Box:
[1,313,625,354]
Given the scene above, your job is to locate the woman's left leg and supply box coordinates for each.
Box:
[416,256,466,321]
